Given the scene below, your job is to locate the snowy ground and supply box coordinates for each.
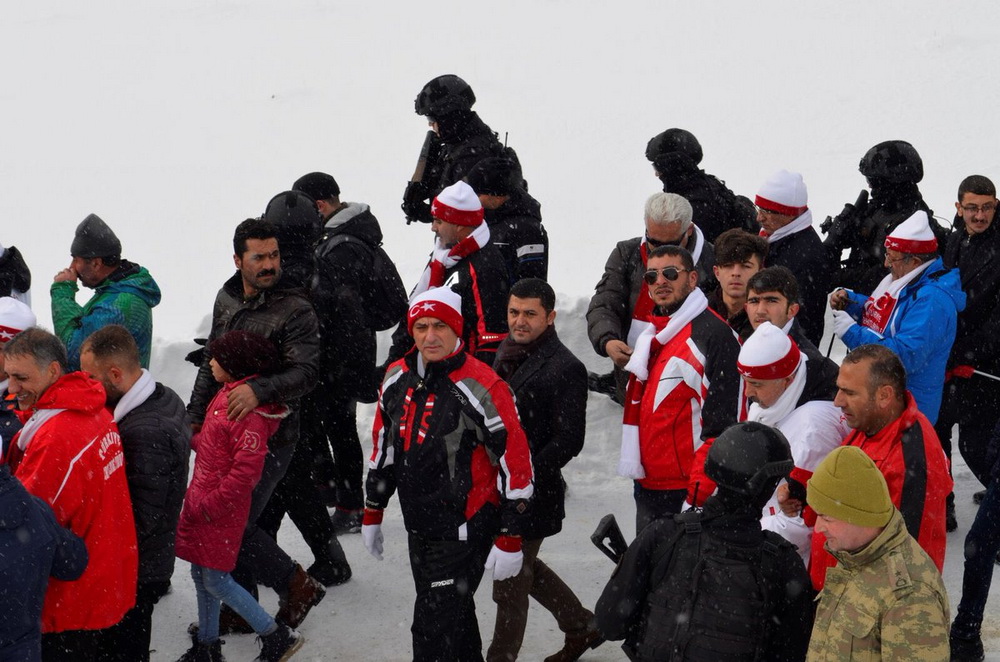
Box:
[143,305,1000,661]
[5,1,1000,659]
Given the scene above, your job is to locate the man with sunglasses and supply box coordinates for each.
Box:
[586,193,716,404]
[829,210,964,426]
[937,175,1000,509]
[617,245,741,532]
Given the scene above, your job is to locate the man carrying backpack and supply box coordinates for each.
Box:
[284,172,407,542]
[595,422,813,662]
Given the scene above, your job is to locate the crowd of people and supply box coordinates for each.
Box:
[1,73,999,662]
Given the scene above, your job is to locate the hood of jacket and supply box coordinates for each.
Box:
[906,256,966,314]
[486,189,542,225]
[100,261,162,309]
[18,371,107,422]
[324,202,384,245]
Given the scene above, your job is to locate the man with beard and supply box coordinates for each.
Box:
[51,214,161,370]
[387,181,510,368]
[586,192,716,403]
[187,218,325,630]
[616,245,741,531]
[79,325,190,661]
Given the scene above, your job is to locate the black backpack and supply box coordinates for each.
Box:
[632,511,788,662]
[316,233,408,331]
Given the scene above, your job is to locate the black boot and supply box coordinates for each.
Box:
[946,493,958,532]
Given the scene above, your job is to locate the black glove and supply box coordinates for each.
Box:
[184,338,208,366]
[402,181,432,223]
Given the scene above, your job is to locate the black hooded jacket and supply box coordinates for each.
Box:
[484,188,548,283]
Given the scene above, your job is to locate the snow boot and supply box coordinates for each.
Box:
[276,564,326,628]
[543,626,605,662]
[255,623,303,662]
[175,633,226,662]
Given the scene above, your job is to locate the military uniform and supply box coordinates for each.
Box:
[807,508,949,661]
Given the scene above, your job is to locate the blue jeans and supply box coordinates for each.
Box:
[952,472,1000,638]
[191,564,275,643]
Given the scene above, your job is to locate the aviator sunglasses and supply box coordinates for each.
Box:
[643,266,689,285]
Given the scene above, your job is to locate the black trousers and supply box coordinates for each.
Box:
[107,580,169,662]
[935,378,1000,487]
[633,482,687,534]
[41,620,126,662]
[408,533,494,662]
[301,388,364,511]
[258,419,337,565]
[231,442,297,593]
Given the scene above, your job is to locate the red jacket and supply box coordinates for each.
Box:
[808,393,952,589]
[175,379,286,572]
[627,310,742,492]
[9,372,138,633]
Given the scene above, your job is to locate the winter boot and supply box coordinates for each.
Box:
[276,564,326,628]
[330,507,363,535]
[951,633,985,662]
[175,633,226,662]
[307,535,352,586]
[188,607,253,637]
[543,626,605,662]
[946,495,958,532]
[255,623,304,662]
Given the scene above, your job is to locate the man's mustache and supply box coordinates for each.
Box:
[256,269,277,278]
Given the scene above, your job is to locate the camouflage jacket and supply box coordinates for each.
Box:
[806,508,949,661]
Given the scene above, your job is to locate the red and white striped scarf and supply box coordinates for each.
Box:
[411,222,491,302]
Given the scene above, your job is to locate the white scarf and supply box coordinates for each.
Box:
[17,408,67,451]
[618,288,709,479]
[624,288,709,381]
[410,222,491,303]
[746,354,809,427]
[861,259,935,335]
[764,209,814,244]
[113,369,156,423]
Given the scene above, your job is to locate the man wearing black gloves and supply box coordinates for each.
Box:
[402,74,522,225]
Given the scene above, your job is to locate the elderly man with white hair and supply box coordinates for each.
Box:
[586,192,716,402]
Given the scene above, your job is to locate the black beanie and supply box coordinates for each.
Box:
[208,330,280,380]
[466,157,519,196]
[71,214,122,259]
[292,172,340,201]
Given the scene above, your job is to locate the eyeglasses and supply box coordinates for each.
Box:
[643,267,689,284]
[961,203,997,214]
[755,205,783,216]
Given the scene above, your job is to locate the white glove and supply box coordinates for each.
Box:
[831,310,856,339]
[485,544,523,581]
[362,523,384,561]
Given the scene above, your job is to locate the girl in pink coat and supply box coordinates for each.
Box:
[174,330,302,662]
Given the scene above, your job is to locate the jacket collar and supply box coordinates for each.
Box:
[830,508,908,569]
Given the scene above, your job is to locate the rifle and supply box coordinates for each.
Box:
[821,189,870,257]
[591,514,629,564]
[401,130,442,224]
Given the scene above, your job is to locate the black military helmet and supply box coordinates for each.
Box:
[645,128,703,166]
[414,74,476,118]
[858,140,924,184]
[705,422,793,502]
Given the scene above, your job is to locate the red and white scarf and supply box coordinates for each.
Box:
[860,260,934,335]
[410,222,491,302]
[627,229,705,347]
[618,288,708,479]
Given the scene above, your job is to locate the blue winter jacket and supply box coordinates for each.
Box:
[842,256,966,423]
[0,465,88,661]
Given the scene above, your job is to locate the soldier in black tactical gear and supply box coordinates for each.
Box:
[402,74,522,225]
[822,140,949,294]
[595,422,813,662]
[645,128,758,242]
